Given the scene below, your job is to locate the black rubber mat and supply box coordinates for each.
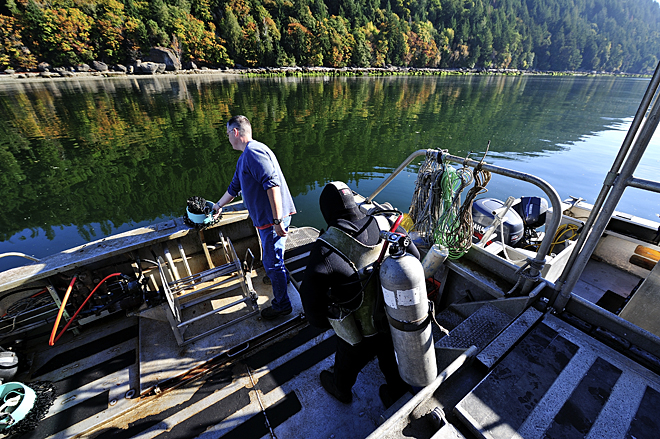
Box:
[545,357,622,438]
[456,322,579,437]
[245,325,326,370]
[456,315,660,439]
[257,335,336,394]
[55,350,136,395]
[152,388,252,439]
[626,386,660,439]
[32,325,138,378]
[18,391,109,439]
[222,392,302,439]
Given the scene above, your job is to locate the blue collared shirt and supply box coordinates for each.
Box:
[227,140,296,228]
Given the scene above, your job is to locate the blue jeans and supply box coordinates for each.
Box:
[258,216,291,311]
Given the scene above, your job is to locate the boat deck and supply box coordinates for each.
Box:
[14,226,404,439]
[455,313,660,439]
[9,222,660,439]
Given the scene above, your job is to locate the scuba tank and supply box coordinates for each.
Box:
[380,232,437,387]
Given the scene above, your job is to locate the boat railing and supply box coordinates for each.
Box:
[366,148,563,288]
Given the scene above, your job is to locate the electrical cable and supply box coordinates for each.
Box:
[522,223,580,255]
[0,286,48,305]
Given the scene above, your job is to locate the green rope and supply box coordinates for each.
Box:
[433,165,472,259]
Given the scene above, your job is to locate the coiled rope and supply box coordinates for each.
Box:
[408,150,446,245]
[409,147,491,258]
[434,148,491,260]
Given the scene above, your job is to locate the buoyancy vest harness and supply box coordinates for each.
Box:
[317,216,390,345]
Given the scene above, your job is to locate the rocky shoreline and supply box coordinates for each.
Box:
[0,63,648,82]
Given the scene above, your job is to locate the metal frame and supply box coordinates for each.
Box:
[553,62,660,310]
[157,234,259,346]
[366,148,563,291]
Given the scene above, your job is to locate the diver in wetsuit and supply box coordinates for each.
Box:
[299,181,419,407]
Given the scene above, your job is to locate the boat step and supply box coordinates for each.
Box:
[435,304,512,351]
[455,313,660,439]
[284,227,319,286]
[476,306,544,369]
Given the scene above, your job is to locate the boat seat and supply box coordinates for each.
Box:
[629,244,660,271]
[156,233,259,346]
[619,259,660,337]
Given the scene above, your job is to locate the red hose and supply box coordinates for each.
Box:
[377,213,404,263]
[49,273,122,346]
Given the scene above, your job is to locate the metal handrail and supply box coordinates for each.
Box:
[366,149,563,285]
[0,253,40,262]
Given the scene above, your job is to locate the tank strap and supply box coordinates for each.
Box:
[385,304,433,332]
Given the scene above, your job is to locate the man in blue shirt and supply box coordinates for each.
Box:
[212,115,296,320]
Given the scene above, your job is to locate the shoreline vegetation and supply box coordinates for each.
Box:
[2,0,660,79]
[0,65,651,81]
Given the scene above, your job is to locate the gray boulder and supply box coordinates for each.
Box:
[37,62,51,72]
[76,64,91,72]
[156,63,166,73]
[149,47,181,71]
[114,64,127,72]
[138,62,159,74]
[92,61,108,72]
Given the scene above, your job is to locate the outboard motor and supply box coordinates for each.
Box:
[472,198,524,246]
[512,196,549,246]
[512,196,548,229]
[380,232,437,387]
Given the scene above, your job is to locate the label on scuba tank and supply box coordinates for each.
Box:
[382,287,398,309]
[382,286,423,308]
[397,287,423,306]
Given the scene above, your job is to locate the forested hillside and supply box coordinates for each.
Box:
[1,0,660,73]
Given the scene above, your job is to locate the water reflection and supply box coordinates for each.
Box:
[0,74,656,271]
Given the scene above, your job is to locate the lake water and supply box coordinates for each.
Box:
[1,74,659,272]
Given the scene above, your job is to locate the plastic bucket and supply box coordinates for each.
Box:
[186,201,214,224]
[0,382,36,429]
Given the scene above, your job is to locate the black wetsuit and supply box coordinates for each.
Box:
[300,214,419,395]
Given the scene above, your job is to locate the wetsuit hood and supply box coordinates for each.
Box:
[320,181,365,226]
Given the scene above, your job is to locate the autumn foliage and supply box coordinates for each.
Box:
[0,0,659,73]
